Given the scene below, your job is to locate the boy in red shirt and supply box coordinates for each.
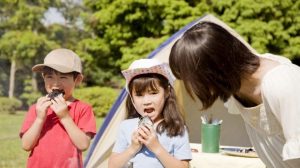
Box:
[20,48,96,168]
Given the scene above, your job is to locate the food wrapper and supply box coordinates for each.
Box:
[138,116,153,128]
[47,89,65,100]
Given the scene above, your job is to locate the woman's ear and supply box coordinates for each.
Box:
[75,74,84,86]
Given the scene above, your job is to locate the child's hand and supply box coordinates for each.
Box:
[130,130,142,153]
[36,96,52,121]
[137,125,161,153]
[50,94,69,119]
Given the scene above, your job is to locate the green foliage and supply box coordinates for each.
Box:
[74,87,119,117]
[82,0,198,83]
[46,24,88,49]
[0,0,62,32]
[19,79,42,109]
[0,30,59,97]
[118,36,168,69]
[0,97,22,114]
[83,0,300,78]
[0,0,300,109]
[0,0,76,98]
[0,112,28,168]
[207,0,300,58]
[0,30,58,62]
[75,38,117,86]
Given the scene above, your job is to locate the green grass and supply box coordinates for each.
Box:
[0,112,27,168]
[0,112,104,168]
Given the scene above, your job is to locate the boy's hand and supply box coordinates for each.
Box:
[36,96,52,121]
[50,94,69,119]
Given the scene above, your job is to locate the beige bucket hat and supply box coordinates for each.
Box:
[32,48,82,73]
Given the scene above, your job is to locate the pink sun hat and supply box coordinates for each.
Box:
[122,58,176,91]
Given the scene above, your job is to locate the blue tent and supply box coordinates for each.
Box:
[84,14,255,168]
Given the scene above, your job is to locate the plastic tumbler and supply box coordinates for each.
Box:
[201,123,221,153]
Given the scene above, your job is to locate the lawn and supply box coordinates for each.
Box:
[0,112,104,168]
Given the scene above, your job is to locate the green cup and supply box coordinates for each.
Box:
[201,123,221,153]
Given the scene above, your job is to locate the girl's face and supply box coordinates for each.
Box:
[43,71,81,101]
[132,84,166,124]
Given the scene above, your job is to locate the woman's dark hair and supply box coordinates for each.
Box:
[126,73,186,137]
[169,22,260,110]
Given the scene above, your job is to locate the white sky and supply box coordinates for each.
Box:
[43,7,65,25]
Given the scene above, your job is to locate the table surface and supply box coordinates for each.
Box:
[190,143,266,168]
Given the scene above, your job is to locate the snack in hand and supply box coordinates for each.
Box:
[47,89,65,100]
[138,116,153,128]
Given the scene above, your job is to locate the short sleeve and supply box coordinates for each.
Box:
[173,128,192,160]
[19,105,37,138]
[262,64,300,160]
[77,104,97,137]
[112,121,130,153]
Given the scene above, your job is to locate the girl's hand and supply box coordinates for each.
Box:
[35,96,52,121]
[130,130,143,153]
[50,94,69,119]
[138,125,161,153]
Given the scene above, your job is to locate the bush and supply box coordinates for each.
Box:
[74,86,120,117]
[20,91,42,110]
[19,79,43,110]
[0,97,22,114]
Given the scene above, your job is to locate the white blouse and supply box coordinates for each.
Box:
[226,53,300,168]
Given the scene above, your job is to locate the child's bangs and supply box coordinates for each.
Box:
[42,67,79,78]
[42,67,57,75]
[132,77,160,94]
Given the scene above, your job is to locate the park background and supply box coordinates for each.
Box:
[0,0,300,167]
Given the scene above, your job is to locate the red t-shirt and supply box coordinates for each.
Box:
[20,100,96,168]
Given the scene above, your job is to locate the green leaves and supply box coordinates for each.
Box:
[202,0,300,58]
[0,31,58,63]
[82,0,198,85]
[1,0,300,100]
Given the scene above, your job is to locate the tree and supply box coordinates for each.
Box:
[81,0,198,87]
[1,0,299,97]
[0,31,58,98]
[82,0,300,87]
[0,0,60,98]
[206,0,300,59]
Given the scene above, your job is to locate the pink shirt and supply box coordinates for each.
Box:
[20,100,96,168]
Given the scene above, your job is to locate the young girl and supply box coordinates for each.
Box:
[108,58,192,168]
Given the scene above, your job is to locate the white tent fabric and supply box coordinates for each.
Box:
[84,14,256,168]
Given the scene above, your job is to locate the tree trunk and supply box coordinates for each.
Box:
[8,59,16,98]
[32,72,38,91]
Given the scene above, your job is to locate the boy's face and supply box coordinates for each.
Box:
[43,71,81,101]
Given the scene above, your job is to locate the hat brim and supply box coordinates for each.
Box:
[122,64,175,91]
[32,64,78,73]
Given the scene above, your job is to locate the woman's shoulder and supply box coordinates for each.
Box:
[262,64,300,84]
[261,54,300,84]
[259,53,291,64]
[261,57,300,99]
